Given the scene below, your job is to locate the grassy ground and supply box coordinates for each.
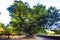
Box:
[0,35,37,40]
[0,34,60,40]
[54,34,60,36]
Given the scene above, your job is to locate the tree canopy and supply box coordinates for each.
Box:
[7,0,47,35]
[45,6,60,30]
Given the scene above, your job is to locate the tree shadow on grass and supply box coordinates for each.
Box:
[0,35,11,40]
[0,35,36,40]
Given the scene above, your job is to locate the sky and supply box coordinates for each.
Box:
[0,0,60,25]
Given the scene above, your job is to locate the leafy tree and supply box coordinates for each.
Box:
[0,23,5,35]
[45,6,60,30]
[0,23,10,38]
[6,26,17,35]
[7,0,47,37]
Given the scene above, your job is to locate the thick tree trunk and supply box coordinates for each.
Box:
[8,34,10,39]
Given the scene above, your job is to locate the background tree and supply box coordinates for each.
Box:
[45,6,60,30]
[7,0,47,37]
[0,22,5,35]
[6,25,17,35]
[54,29,60,34]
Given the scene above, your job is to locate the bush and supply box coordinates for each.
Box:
[54,29,60,34]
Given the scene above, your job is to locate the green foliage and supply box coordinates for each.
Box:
[45,6,60,30]
[7,26,17,35]
[37,26,47,35]
[0,23,6,35]
[54,29,60,34]
[7,0,47,35]
[47,6,59,26]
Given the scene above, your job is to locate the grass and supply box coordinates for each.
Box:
[0,34,60,40]
[0,35,36,40]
